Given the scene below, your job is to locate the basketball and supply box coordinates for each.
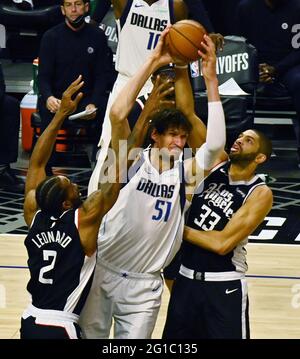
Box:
[166,20,207,63]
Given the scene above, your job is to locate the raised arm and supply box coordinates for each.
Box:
[78,30,175,254]
[185,35,226,193]
[194,35,227,165]
[174,66,206,152]
[184,185,273,255]
[25,77,83,196]
[23,76,84,225]
[127,76,175,154]
[109,27,174,152]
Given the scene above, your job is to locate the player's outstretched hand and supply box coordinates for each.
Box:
[209,33,224,52]
[150,27,175,67]
[198,35,217,82]
[59,75,84,117]
[145,75,175,117]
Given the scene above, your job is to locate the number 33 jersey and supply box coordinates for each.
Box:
[183,161,265,273]
[24,209,96,314]
[97,147,187,273]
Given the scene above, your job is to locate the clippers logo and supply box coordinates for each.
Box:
[87,47,94,54]
[200,183,234,219]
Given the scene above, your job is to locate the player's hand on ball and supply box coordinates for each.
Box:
[198,35,217,82]
[151,26,175,67]
[209,33,224,52]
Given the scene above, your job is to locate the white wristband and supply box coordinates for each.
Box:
[174,64,188,69]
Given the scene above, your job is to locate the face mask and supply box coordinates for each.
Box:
[68,15,86,29]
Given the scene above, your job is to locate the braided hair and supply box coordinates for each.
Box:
[35,176,68,217]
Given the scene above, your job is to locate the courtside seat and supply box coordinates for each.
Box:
[191,35,297,145]
[252,95,296,121]
[0,3,62,28]
[0,1,63,61]
[31,112,97,167]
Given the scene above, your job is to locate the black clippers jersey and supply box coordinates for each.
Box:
[183,161,265,273]
[24,209,95,315]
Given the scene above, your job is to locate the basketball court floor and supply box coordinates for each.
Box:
[1,60,300,339]
[1,141,300,339]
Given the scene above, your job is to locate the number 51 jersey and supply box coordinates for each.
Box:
[97,148,187,273]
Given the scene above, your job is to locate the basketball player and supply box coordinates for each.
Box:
[87,0,188,194]
[20,66,170,338]
[162,128,273,339]
[79,32,227,339]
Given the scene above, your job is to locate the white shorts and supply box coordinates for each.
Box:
[79,260,163,339]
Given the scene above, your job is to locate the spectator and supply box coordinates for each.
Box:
[0,60,24,193]
[236,0,300,166]
[37,0,111,174]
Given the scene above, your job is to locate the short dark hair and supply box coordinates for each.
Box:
[148,108,192,143]
[152,65,175,80]
[35,176,67,217]
[253,129,273,160]
[61,0,89,5]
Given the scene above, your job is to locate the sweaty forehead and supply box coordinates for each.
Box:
[241,130,259,140]
[166,126,188,135]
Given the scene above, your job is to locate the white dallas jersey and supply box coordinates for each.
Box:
[97,148,187,273]
[116,0,173,77]
[88,1,174,195]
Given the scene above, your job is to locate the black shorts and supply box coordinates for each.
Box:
[163,250,182,280]
[162,274,250,339]
[20,316,82,339]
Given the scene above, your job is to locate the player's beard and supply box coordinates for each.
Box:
[229,151,258,167]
